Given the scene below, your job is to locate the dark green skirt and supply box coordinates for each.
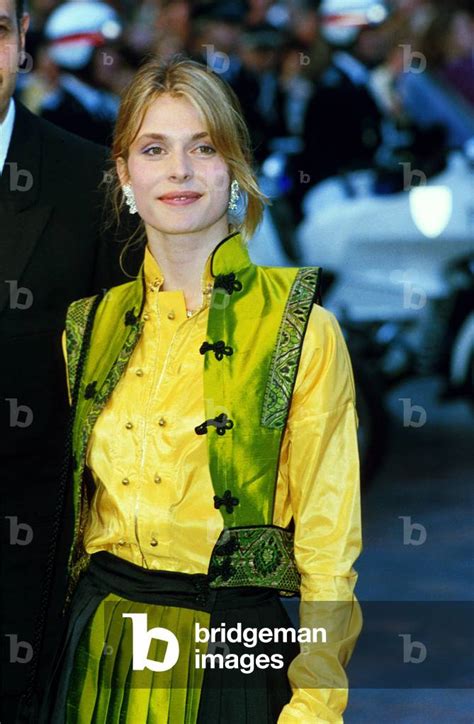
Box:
[40,552,299,723]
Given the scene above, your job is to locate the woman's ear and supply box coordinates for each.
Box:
[116,157,129,187]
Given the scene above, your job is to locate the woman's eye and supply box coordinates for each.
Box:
[197,145,215,154]
[143,145,162,156]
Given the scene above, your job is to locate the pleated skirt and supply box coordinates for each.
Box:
[39,552,299,724]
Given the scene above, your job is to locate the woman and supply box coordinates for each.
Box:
[39,55,362,723]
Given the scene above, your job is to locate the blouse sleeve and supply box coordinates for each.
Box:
[278,305,363,723]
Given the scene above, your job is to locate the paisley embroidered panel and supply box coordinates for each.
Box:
[261,267,321,429]
[65,295,99,395]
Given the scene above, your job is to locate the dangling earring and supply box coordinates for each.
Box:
[228,179,240,211]
[122,184,138,214]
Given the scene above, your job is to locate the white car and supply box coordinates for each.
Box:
[296,150,474,323]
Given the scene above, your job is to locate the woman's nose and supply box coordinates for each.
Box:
[168,150,193,180]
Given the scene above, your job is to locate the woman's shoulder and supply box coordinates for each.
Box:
[301,303,351,380]
[304,303,345,348]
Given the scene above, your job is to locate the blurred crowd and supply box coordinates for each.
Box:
[17,0,474,223]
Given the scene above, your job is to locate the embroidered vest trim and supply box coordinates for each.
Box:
[209,525,300,596]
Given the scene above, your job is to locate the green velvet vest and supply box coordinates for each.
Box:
[64,231,321,602]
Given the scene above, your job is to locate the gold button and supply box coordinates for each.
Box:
[167,311,175,320]
[143,313,150,321]
[122,478,130,486]
[154,474,162,484]
[152,279,160,287]
[125,422,133,429]
[118,538,126,546]
[136,369,144,377]
[150,538,158,547]
[158,417,166,426]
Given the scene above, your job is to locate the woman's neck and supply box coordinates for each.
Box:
[145,221,232,309]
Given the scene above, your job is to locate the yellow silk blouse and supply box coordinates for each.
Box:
[62,243,363,723]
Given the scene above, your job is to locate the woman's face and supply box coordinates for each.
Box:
[118,93,231,236]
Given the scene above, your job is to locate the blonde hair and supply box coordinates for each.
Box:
[104,53,271,270]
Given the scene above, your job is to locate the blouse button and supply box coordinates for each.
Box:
[122,478,130,486]
[167,311,175,320]
[125,422,133,429]
[152,279,160,288]
[118,539,126,546]
[158,417,166,427]
[150,538,158,547]
[154,474,162,484]
[143,313,150,321]
[136,369,144,377]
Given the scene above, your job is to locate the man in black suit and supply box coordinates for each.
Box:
[288,1,388,224]
[0,1,141,721]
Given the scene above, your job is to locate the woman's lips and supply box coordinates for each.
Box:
[159,195,202,206]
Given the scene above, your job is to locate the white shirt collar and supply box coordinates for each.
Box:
[0,98,16,175]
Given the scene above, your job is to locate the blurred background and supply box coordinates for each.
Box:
[16,0,473,721]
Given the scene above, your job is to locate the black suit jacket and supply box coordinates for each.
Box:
[0,102,142,721]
